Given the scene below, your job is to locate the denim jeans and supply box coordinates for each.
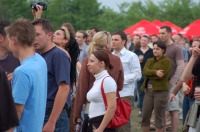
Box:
[182,96,195,124]
[132,82,138,107]
[137,76,145,112]
[44,108,69,132]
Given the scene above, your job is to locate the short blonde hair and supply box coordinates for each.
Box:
[88,31,111,56]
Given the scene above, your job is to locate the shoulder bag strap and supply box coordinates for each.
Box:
[100,76,121,109]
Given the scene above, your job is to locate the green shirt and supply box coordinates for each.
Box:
[141,55,171,91]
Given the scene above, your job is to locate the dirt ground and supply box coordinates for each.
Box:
[131,106,183,132]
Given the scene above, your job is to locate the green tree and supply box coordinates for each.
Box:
[0,0,32,21]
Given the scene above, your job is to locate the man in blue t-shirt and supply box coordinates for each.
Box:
[32,18,71,132]
[5,19,47,132]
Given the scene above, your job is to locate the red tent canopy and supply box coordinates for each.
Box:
[180,19,200,40]
[163,21,182,34]
[152,20,164,29]
[124,20,159,36]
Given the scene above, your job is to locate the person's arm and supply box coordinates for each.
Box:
[124,53,141,84]
[143,59,171,80]
[116,58,124,90]
[15,104,24,120]
[76,61,82,73]
[169,60,184,86]
[172,80,183,95]
[181,57,197,82]
[43,83,69,131]
[32,5,43,19]
[74,58,91,123]
[95,92,116,132]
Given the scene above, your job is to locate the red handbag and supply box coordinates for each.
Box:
[101,76,132,128]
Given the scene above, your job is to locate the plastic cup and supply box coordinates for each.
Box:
[139,55,144,62]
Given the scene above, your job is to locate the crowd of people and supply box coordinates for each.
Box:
[1,4,200,132]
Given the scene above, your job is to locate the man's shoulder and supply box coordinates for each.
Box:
[167,44,182,53]
[126,49,137,57]
[134,48,140,53]
[48,47,70,59]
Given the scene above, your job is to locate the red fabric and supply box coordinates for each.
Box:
[101,76,132,128]
[124,20,159,36]
[163,21,182,34]
[180,19,200,40]
[187,77,193,95]
[152,20,164,29]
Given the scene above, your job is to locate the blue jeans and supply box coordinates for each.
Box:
[132,82,138,107]
[137,76,145,112]
[182,96,195,124]
[44,108,69,132]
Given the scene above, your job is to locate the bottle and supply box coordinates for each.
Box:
[75,118,82,132]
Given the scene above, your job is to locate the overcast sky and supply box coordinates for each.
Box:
[97,0,198,12]
[97,0,158,12]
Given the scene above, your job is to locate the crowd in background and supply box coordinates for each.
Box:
[1,4,200,132]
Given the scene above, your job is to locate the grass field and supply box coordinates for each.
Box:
[130,106,183,132]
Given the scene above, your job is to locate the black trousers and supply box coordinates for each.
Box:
[86,115,116,132]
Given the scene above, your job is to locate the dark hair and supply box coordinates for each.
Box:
[153,41,167,54]
[0,19,10,37]
[61,23,79,86]
[5,18,36,47]
[112,31,127,44]
[177,33,183,39]
[61,23,76,37]
[31,18,53,33]
[77,30,87,39]
[160,26,172,33]
[151,34,158,38]
[91,27,99,33]
[142,34,151,40]
[135,34,141,39]
[65,32,80,85]
[92,50,113,69]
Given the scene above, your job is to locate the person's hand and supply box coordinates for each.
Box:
[194,90,200,101]
[169,93,175,102]
[191,46,200,58]
[73,116,82,124]
[156,70,164,77]
[182,82,190,96]
[7,73,13,82]
[32,5,43,19]
[42,121,55,132]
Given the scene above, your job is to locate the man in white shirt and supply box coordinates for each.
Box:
[111,31,142,132]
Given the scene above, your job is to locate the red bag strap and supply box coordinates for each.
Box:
[101,76,121,109]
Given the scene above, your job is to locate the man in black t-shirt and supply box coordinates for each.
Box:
[0,19,20,80]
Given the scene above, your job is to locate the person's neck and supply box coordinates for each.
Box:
[156,55,163,60]
[166,39,174,45]
[18,47,35,62]
[79,43,85,49]
[127,41,131,44]
[0,48,8,57]
[114,47,124,55]
[94,69,105,75]
[141,46,149,50]
[40,42,55,54]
